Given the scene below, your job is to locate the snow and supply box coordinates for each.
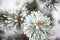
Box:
[0,0,26,11]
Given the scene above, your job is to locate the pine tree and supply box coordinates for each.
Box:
[0,0,56,40]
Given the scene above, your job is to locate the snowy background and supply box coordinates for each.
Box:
[0,0,60,40]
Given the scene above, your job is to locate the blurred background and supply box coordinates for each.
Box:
[0,0,60,40]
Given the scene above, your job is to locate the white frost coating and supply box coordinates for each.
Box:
[22,11,51,40]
